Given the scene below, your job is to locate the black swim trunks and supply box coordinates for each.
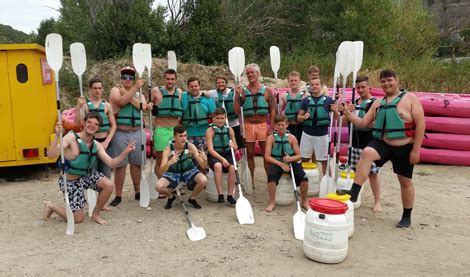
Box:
[367,139,414,179]
[267,162,308,186]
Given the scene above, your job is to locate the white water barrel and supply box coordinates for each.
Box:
[205,169,232,202]
[302,162,320,196]
[304,198,349,264]
[327,193,354,238]
[336,171,361,209]
[275,173,294,205]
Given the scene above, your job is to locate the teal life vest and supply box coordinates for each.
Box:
[271,131,295,162]
[284,92,302,121]
[303,96,330,126]
[153,87,183,118]
[168,141,195,173]
[242,86,269,116]
[116,102,141,127]
[87,100,110,133]
[372,91,415,140]
[216,89,237,121]
[354,98,375,131]
[182,94,209,127]
[210,123,230,154]
[65,132,98,177]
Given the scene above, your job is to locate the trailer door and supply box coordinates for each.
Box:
[0,51,15,161]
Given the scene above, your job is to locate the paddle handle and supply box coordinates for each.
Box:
[290,163,301,211]
[176,186,193,227]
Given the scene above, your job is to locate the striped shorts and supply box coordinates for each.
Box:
[350,147,380,174]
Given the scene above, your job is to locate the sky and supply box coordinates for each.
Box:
[0,0,167,34]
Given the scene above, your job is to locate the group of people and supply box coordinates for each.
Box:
[44,63,424,229]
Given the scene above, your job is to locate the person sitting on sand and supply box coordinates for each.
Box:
[155,126,208,209]
[44,112,135,225]
[264,115,309,212]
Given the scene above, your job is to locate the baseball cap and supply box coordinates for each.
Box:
[120,66,136,75]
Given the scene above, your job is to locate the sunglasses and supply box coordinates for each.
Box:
[121,74,135,81]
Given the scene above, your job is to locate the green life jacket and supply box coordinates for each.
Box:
[284,92,302,121]
[354,98,375,131]
[65,131,98,177]
[182,94,209,127]
[116,102,141,127]
[303,96,330,127]
[87,100,110,133]
[210,123,230,154]
[242,86,269,116]
[153,87,183,118]
[216,89,237,121]
[168,141,195,173]
[372,91,415,140]
[271,131,295,162]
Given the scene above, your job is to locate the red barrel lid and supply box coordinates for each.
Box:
[339,156,348,164]
[309,198,348,214]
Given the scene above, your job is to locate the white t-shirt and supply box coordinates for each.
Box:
[207,89,239,128]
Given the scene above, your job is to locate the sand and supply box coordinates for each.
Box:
[1,158,469,276]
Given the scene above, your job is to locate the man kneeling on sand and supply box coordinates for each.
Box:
[44,112,135,225]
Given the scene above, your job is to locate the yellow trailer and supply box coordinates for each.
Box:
[0,44,57,167]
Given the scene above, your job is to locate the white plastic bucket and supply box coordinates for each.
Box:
[336,171,361,209]
[275,173,294,205]
[302,162,320,196]
[304,198,349,264]
[205,169,233,202]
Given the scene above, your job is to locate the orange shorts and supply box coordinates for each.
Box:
[244,122,268,142]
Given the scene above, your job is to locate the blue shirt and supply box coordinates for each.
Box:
[300,95,333,136]
[181,92,216,136]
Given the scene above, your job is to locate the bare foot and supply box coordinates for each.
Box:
[101,206,112,212]
[373,203,382,213]
[91,214,108,225]
[43,201,53,220]
[265,203,276,212]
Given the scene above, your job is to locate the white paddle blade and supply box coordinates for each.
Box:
[139,175,150,208]
[337,41,353,78]
[64,193,75,235]
[132,43,146,76]
[232,47,245,78]
[319,175,333,198]
[167,50,177,71]
[86,189,97,217]
[70,42,87,76]
[293,210,306,240]
[45,33,63,72]
[269,46,281,74]
[236,192,255,225]
[353,41,364,79]
[143,43,152,70]
[228,48,237,77]
[147,172,159,199]
[187,224,206,241]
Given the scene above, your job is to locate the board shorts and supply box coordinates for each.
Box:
[367,139,414,179]
[58,169,104,213]
[287,123,303,145]
[232,125,245,149]
[300,133,328,161]
[208,152,235,172]
[267,162,308,186]
[153,127,174,151]
[162,167,201,191]
[110,129,145,167]
[350,147,380,174]
[244,121,268,143]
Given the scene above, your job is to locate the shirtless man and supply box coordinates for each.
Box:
[44,112,135,225]
[234,64,276,181]
[343,69,425,228]
[150,69,183,177]
[108,66,147,206]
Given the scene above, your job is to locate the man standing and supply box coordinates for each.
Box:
[74,77,117,178]
[207,76,244,150]
[150,69,183,177]
[234,64,276,181]
[155,126,208,209]
[343,70,425,228]
[44,112,135,225]
[343,76,382,212]
[279,71,307,143]
[108,66,147,206]
[181,77,216,150]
